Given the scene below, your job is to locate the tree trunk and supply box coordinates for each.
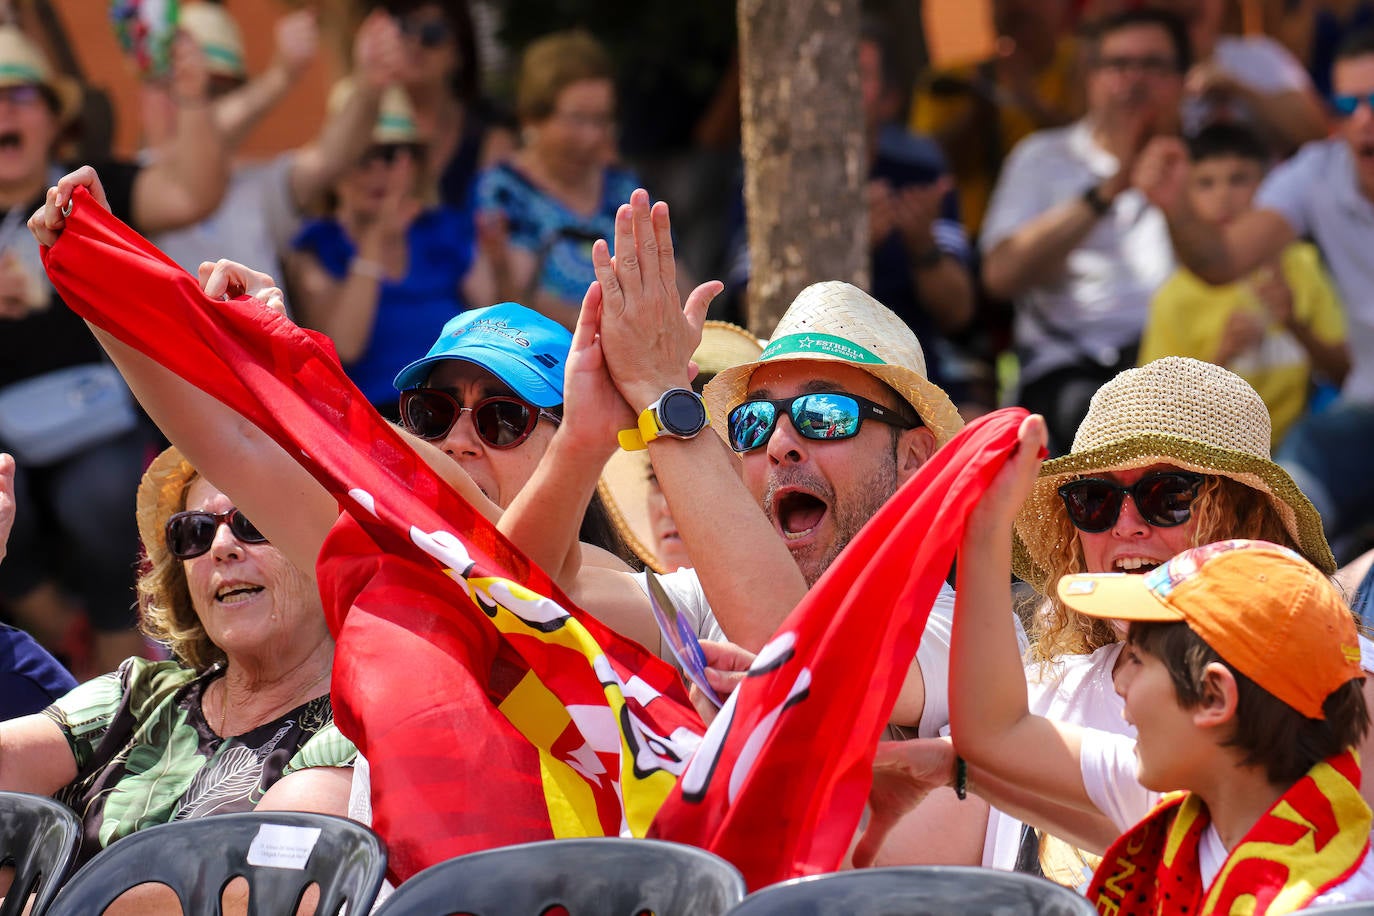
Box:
[737,0,868,338]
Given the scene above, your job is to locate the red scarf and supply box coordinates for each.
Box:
[1087,750,1370,915]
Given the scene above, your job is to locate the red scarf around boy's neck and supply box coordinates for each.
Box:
[1087,750,1370,915]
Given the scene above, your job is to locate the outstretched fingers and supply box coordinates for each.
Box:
[628,188,660,296]
[683,280,724,336]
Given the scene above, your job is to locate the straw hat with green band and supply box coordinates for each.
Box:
[703,281,964,447]
[0,27,80,125]
[599,321,764,573]
[1012,357,1335,592]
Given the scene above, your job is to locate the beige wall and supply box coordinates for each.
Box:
[51,0,336,159]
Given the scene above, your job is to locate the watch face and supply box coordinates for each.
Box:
[660,389,707,436]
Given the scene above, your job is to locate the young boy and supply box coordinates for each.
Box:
[1139,123,1349,445]
[924,415,1374,913]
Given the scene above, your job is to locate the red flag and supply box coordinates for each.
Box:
[42,186,1023,888]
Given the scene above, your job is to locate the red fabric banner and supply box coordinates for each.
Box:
[42,186,1023,889]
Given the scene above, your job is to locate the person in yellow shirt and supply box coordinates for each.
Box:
[1140,122,1349,445]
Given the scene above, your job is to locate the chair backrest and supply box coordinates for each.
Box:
[725,866,1100,916]
[372,837,746,916]
[45,811,387,916]
[0,791,80,916]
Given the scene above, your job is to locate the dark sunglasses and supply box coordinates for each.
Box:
[727,391,920,453]
[1332,92,1374,117]
[1057,471,1205,534]
[361,143,425,167]
[401,17,450,48]
[399,388,561,449]
[165,509,267,561]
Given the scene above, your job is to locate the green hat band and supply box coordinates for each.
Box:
[760,332,886,366]
[0,63,43,83]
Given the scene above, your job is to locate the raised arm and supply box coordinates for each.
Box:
[1133,136,1296,285]
[949,413,1098,812]
[212,10,320,150]
[595,191,806,652]
[129,34,230,235]
[287,12,405,210]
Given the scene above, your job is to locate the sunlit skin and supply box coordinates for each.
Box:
[1334,55,1374,198]
[180,478,329,662]
[0,84,57,190]
[738,361,935,587]
[1075,463,1204,577]
[646,470,692,571]
[422,360,558,508]
[1085,25,1183,128]
[532,78,617,186]
[1115,642,1212,793]
[1187,155,1263,226]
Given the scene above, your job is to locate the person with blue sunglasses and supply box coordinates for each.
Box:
[1137,27,1374,567]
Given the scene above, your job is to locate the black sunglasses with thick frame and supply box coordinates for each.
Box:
[726,391,921,453]
[1057,470,1206,533]
[399,388,562,449]
[165,509,268,561]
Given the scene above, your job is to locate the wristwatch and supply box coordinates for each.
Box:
[1082,183,1113,217]
[617,388,710,451]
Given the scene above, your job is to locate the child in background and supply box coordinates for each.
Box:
[1140,123,1349,446]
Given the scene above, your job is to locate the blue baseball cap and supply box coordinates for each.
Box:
[392,303,571,407]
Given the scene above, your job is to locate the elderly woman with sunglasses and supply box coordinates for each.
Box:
[0,446,355,873]
[961,356,1370,886]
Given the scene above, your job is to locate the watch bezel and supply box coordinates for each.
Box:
[657,388,708,437]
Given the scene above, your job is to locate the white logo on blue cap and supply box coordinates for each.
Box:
[453,318,531,348]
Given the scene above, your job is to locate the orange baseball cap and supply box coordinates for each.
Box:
[1057,539,1364,719]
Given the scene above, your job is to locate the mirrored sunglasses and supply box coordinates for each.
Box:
[727,391,920,453]
[1332,92,1374,117]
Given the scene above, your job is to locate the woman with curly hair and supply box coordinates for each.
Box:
[983,356,1347,886]
[0,447,355,870]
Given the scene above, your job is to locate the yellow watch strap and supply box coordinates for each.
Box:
[616,393,709,452]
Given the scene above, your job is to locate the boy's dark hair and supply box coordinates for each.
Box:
[1187,123,1269,166]
[1129,621,1369,785]
[1084,9,1192,75]
[1335,28,1374,64]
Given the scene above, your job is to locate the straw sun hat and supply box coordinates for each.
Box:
[703,281,964,447]
[0,26,81,125]
[328,78,424,145]
[136,447,199,567]
[178,2,247,80]
[597,321,764,573]
[1013,357,1335,591]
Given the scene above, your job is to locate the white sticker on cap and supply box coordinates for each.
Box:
[1062,579,1099,595]
[246,824,322,870]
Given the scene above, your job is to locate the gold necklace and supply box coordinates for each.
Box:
[216,666,331,739]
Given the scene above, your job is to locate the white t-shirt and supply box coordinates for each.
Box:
[639,568,965,738]
[152,155,299,303]
[1080,727,1374,906]
[1256,138,1374,402]
[980,121,1176,387]
[983,642,1131,881]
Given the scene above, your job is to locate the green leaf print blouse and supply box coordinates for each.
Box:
[43,658,356,866]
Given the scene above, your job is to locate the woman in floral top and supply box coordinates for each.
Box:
[0,447,355,869]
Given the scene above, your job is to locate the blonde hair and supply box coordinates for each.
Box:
[515,29,613,124]
[137,468,226,671]
[1029,475,1299,663]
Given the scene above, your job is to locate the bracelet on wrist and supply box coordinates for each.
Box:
[350,258,386,280]
[955,755,968,801]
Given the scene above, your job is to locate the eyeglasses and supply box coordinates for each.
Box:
[401,17,451,48]
[1057,471,1205,533]
[1092,54,1178,78]
[360,143,425,167]
[0,84,44,108]
[399,388,561,448]
[165,509,267,560]
[726,391,920,453]
[1332,92,1374,117]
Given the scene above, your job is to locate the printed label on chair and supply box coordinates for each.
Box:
[246,825,322,870]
